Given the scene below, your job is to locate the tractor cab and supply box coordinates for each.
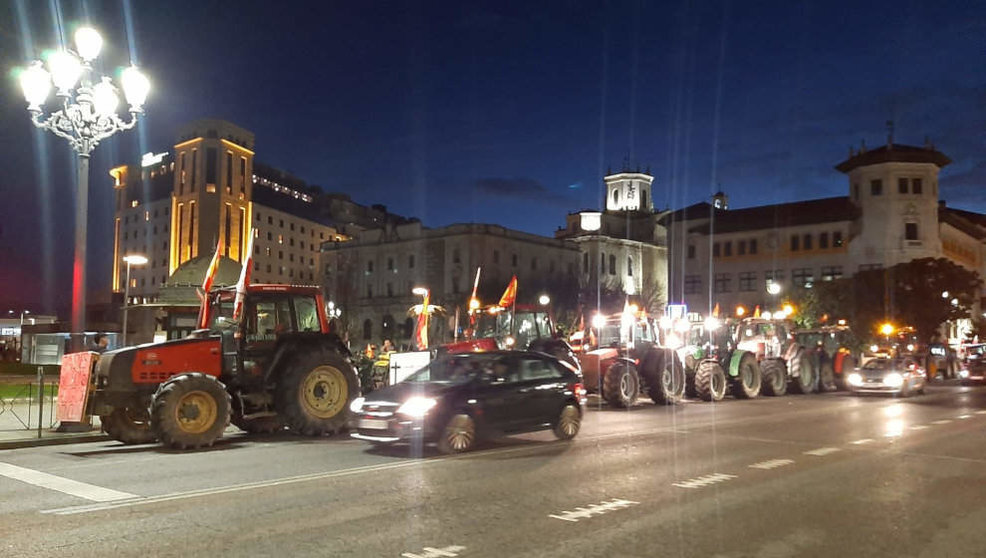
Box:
[469,304,555,350]
[735,318,794,360]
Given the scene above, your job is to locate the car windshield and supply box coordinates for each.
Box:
[403,355,497,385]
[863,359,894,370]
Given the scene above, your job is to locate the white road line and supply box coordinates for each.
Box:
[672,473,736,489]
[957,415,972,419]
[931,419,952,425]
[548,498,639,522]
[748,459,794,470]
[401,545,466,558]
[975,410,986,415]
[850,438,874,445]
[804,447,841,456]
[909,425,929,430]
[0,462,137,503]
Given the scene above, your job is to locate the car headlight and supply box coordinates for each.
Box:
[959,369,970,379]
[397,396,438,418]
[349,396,365,413]
[847,373,863,387]
[883,373,904,388]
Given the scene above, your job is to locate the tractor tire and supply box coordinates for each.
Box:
[694,361,727,402]
[437,413,477,454]
[602,361,640,408]
[151,373,231,449]
[818,360,837,392]
[647,351,687,405]
[276,350,360,436]
[731,352,762,399]
[761,359,788,396]
[101,404,157,445]
[685,372,699,398]
[553,404,581,440]
[789,351,817,394]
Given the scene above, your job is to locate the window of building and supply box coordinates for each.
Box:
[387,283,393,297]
[279,219,284,228]
[684,275,701,295]
[278,251,283,260]
[266,247,271,256]
[512,254,518,267]
[387,257,394,271]
[912,178,923,194]
[749,238,758,254]
[266,264,272,273]
[531,257,537,271]
[609,254,616,275]
[871,179,882,196]
[290,238,295,247]
[190,149,198,191]
[627,256,633,276]
[409,254,415,269]
[254,261,260,272]
[803,234,812,250]
[738,240,746,256]
[239,157,247,193]
[833,230,844,247]
[687,244,696,259]
[367,261,374,273]
[858,263,882,272]
[290,223,295,232]
[898,177,908,194]
[821,266,843,281]
[714,273,732,293]
[713,243,720,257]
[366,285,373,298]
[738,271,756,292]
[363,319,373,340]
[300,241,305,250]
[765,269,784,282]
[600,253,605,273]
[724,241,732,257]
[225,151,233,192]
[289,254,294,262]
[792,268,814,287]
[905,222,919,241]
[790,235,800,251]
[819,232,829,249]
[452,249,460,264]
[278,234,283,245]
[205,148,217,185]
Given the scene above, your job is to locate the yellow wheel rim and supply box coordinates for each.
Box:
[300,366,348,419]
[175,391,218,434]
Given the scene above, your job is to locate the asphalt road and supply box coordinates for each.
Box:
[3,383,986,557]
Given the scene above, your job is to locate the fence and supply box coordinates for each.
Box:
[0,367,57,437]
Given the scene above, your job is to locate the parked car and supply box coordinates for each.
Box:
[846,357,927,397]
[350,350,585,454]
[958,343,986,384]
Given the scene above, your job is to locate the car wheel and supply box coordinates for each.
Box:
[553,404,581,440]
[437,414,476,454]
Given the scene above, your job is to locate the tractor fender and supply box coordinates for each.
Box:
[728,349,751,378]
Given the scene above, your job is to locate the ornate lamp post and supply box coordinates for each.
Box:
[18,26,150,348]
[121,254,148,346]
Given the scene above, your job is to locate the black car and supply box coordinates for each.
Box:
[350,350,585,453]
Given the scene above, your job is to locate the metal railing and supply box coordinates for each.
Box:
[0,367,57,437]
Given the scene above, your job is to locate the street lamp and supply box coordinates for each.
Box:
[538,294,551,306]
[18,26,150,349]
[121,254,148,346]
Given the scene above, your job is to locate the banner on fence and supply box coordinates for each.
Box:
[56,352,97,422]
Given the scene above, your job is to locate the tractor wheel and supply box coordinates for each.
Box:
[647,351,687,405]
[694,361,727,402]
[602,361,639,408]
[731,352,762,399]
[276,350,360,436]
[553,404,581,440]
[761,359,788,396]
[684,355,699,398]
[818,360,837,392]
[151,373,231,449]
[790,352,817,394]
[437,414,476,454]
[101,403,157,445]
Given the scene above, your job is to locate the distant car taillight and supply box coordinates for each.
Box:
[571,382,586,403]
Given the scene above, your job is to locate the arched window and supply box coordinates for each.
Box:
[583,252,588,273]
[600,252,606,273]
[609,254,616,275]
[362,319,372,340]
[627,256,633,276]
[612,189,620,206]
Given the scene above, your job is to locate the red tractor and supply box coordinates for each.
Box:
[89,284,359,449]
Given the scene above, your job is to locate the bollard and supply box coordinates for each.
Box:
[37,366,43,439]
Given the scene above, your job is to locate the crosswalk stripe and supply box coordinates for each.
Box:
[850,438,874,445]
[931,419,952,425]
[804,447,841,456]
[0,462,137,503]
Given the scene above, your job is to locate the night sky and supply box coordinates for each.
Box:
[1,0,984,316]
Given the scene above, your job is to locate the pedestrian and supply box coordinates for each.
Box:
[89,333,109,353]
[382,339,395,353]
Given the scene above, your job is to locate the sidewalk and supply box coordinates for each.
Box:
[0,376,107,450]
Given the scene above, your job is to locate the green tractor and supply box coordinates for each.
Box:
[677,317,762,402]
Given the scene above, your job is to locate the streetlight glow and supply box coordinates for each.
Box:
[92,77,120,116]
[736,305,746,317]
[880,323,895,336]
[766,281,781,295]
[412,287,428,296]
[19,62,51,110]
[538,294,550,306]
[74,27,103,61]
[47,50,83,93]
[123,254,149,266]
[121,66,150,110]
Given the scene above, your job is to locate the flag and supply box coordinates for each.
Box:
[469,267,482,327]
[232,228,256,321]
[498,275,518,308]
[712,303,720,318]
[415,289,430,349]
[196,238,224,329]
[754,305,761,318]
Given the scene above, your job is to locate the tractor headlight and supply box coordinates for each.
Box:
[349,397,365,413]
[959,369,970,379]
[883,373,904,388]
[397,397,437,418]
[847,373,863,387]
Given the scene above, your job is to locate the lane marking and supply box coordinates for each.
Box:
[804,447,841,456]
[672,473,736,489]
[850,438,874,445]
[548,498,639,522]
[0,462,137,503]
[402,545,466,558]
[749,459,794,470]
[931,419,952,425]
[957,415,972,420]
[975,410,986,415]
[909,425,929,431]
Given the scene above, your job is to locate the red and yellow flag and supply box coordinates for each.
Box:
[232,229,256,321]
[415,289,430,350]
[197,238,224,329]
[498,275,518,308]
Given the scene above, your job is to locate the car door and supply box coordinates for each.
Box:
[515,355,569,429]
[476,355,530,433]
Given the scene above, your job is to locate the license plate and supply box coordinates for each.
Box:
[359,418,389,430]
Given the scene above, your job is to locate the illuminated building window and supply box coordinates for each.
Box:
[131,200,139,208]
[144,211,150,221]
[278,234,283,244]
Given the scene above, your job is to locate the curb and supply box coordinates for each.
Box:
[0,433,108,451]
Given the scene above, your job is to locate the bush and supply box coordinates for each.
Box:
[0,362,60,376]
